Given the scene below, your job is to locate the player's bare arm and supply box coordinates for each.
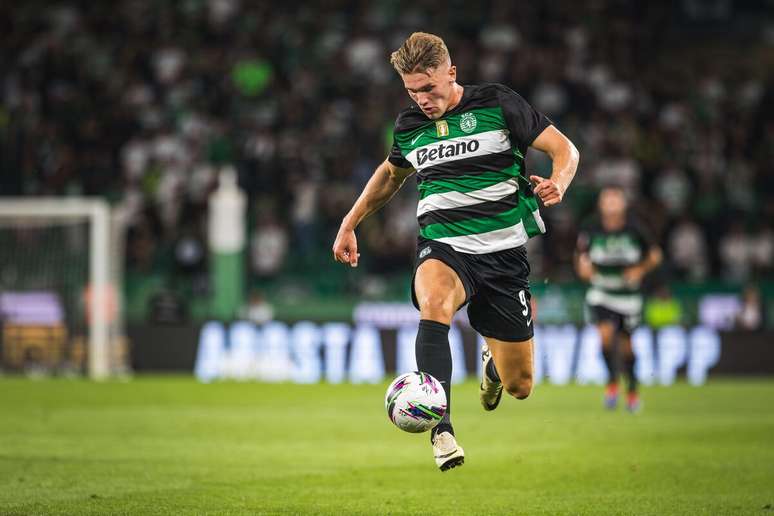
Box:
[332,159,414,267]
[529,126,580,207]
[575,251,595,282]
[623,246,663,285]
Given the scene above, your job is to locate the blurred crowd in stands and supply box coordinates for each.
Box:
[2,0,773,300]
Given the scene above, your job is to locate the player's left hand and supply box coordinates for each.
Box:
[529,175,565,207]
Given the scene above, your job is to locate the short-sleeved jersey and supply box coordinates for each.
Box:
[388,83,551,254]
[576,216,656,315]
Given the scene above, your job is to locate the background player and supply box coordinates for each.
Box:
[332,32,579,470]
[575,187,662,412]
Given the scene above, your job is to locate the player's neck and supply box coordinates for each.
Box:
[444,83,464,114]
[602,215,625,231]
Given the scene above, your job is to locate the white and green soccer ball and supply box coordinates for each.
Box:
[384,371,447,433]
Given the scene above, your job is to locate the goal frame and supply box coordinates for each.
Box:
[0,198,121,379]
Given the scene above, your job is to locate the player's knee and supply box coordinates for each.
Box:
[598,323,616,348]
[504,376,533,400]
[418,294,455,321]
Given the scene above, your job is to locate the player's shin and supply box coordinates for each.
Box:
[602,347,617,386]
[415,319,453,438]
[624,354,641,412]
[601,336,619,409]
[624,353,637,394]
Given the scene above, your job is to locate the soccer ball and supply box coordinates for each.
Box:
[384,371,447,433]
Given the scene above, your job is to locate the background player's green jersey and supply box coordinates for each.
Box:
[577,217,656,315]
[388,83,551,254]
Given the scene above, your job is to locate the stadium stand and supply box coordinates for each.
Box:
[1,0,772,323]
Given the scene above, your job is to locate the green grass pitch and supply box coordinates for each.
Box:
[1,377,773,515]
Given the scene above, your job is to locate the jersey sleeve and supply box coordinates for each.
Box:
[387,111,412,169]
[632,218,658,251]
[576,218,598,254]
[576,225,592,254]
[496,85,551,152]
[387,138,411,168]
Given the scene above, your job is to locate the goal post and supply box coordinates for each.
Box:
[0,198,127,379]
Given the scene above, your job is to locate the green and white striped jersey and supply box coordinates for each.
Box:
[576,217,655,315]
[388,83,551,254]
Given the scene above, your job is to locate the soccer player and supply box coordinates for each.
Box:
[332,32,579,471]
[575,187,662,412]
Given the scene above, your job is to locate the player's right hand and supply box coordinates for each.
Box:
[576,253,595,282]
[332,226,360,267]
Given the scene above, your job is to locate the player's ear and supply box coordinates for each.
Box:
[448,64,456,83]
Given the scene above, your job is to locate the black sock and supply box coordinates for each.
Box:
[624,353,637,394]
[485,359,500,382]
[602,347,617,385]
[415,319,453,439]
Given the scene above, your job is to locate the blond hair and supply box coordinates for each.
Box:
[389,32,450,74]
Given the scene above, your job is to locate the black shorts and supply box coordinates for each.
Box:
[585,304,640,335]
[411,238,533,342]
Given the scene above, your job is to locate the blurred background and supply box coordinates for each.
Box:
[1,0,773,380]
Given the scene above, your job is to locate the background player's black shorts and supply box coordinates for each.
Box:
[585,304,641,335]
[411,238,533,342]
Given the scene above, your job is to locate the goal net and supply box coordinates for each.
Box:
[0,198,128,379]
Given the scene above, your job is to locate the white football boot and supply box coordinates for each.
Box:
[432,431,465,471]
[479,342,503,411]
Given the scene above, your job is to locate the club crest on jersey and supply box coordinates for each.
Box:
[419,246,432,259]
[460,112,477,133]
[435,120,449,137]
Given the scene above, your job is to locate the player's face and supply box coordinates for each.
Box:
[401,62,457,119]
[599,188,627,219]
